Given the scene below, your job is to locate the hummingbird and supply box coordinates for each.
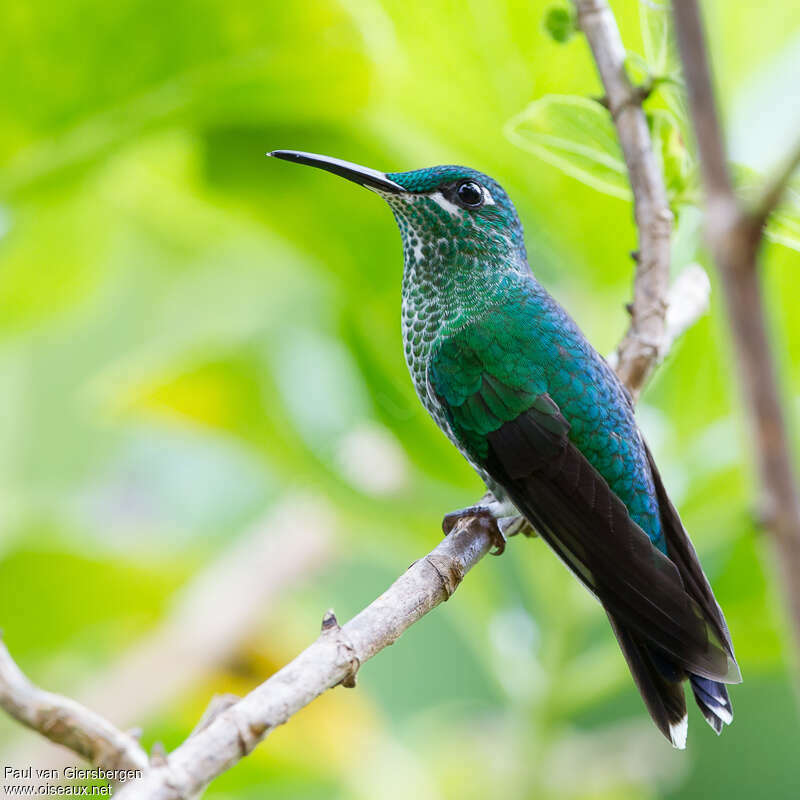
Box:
[269,149,741,748]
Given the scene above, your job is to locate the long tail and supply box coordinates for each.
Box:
[608,614,732,748]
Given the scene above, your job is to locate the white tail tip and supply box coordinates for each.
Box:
[669,715,688,749]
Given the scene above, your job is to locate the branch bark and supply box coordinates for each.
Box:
[671,0,800,658]
[113,515,497,800]
[607,263,710,375]
[0,639,149,775]
[573,0,673,398]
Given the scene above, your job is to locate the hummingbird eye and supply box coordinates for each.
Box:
[455,180,484,208]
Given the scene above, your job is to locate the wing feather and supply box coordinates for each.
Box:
[483,404,736,681]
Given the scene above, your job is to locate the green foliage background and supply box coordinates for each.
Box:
[1,0,799,797]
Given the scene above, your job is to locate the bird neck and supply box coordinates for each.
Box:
[390,194,528,335]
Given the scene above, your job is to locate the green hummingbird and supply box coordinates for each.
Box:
[270,149,741,748]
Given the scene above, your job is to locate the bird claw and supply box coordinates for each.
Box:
[498,515,537,539]
[442,505,507,556]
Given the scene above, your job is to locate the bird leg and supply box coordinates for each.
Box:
[441,492,535,555]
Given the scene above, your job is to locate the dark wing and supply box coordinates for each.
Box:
[481,400,738,682]
[643,441,736,658]
[644,442,740,734]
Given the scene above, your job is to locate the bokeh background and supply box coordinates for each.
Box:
[2,0,800,797]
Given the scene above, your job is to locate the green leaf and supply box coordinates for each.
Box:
[0,0,371,198]
[639,0,686,119]
[505,95,630,200]
[639,0,678,76]
[624,51,652,88]
[542,6,575,44]
[648,109,694,205]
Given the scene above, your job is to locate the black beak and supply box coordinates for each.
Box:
[268,150,405,194]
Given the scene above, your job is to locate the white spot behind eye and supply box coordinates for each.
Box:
[481,186,496,205]
[430,191,462,215]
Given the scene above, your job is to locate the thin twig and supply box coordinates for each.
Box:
[0,639,149,774]
[607,263,711,373]
[573,0,673,398]
[670,1,732,201]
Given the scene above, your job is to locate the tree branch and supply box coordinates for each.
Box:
[0,638,149,774]
[573,0,673,398]
[670,0,732,201]
[671,0,800,660]
[113,515,497,800]
[607,263,711,375]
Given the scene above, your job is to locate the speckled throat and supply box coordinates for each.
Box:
[384,189,528,456]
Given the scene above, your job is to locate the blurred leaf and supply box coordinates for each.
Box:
[542,6,576,44]
[624,51,652,88]
[0,542,184,665]
[639,0,683,98]
[0,0,370,198]
[648,109,694,206]
[505,95,630,200]
[270,329,371,452]
[0,191,109,336]
[639,0,678,76]
[638,0,687,121]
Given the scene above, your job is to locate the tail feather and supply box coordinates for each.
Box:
[690,675,733,733]
[609,613,735,747]
[608,614,688,748]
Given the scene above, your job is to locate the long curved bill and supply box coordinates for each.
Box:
[268,150,405,193]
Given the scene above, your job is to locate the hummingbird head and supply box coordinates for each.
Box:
[269,151,529,286]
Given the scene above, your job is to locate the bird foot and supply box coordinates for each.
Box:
[497,515,537,539]
[442,504,507,555]
[442,492,536,555]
